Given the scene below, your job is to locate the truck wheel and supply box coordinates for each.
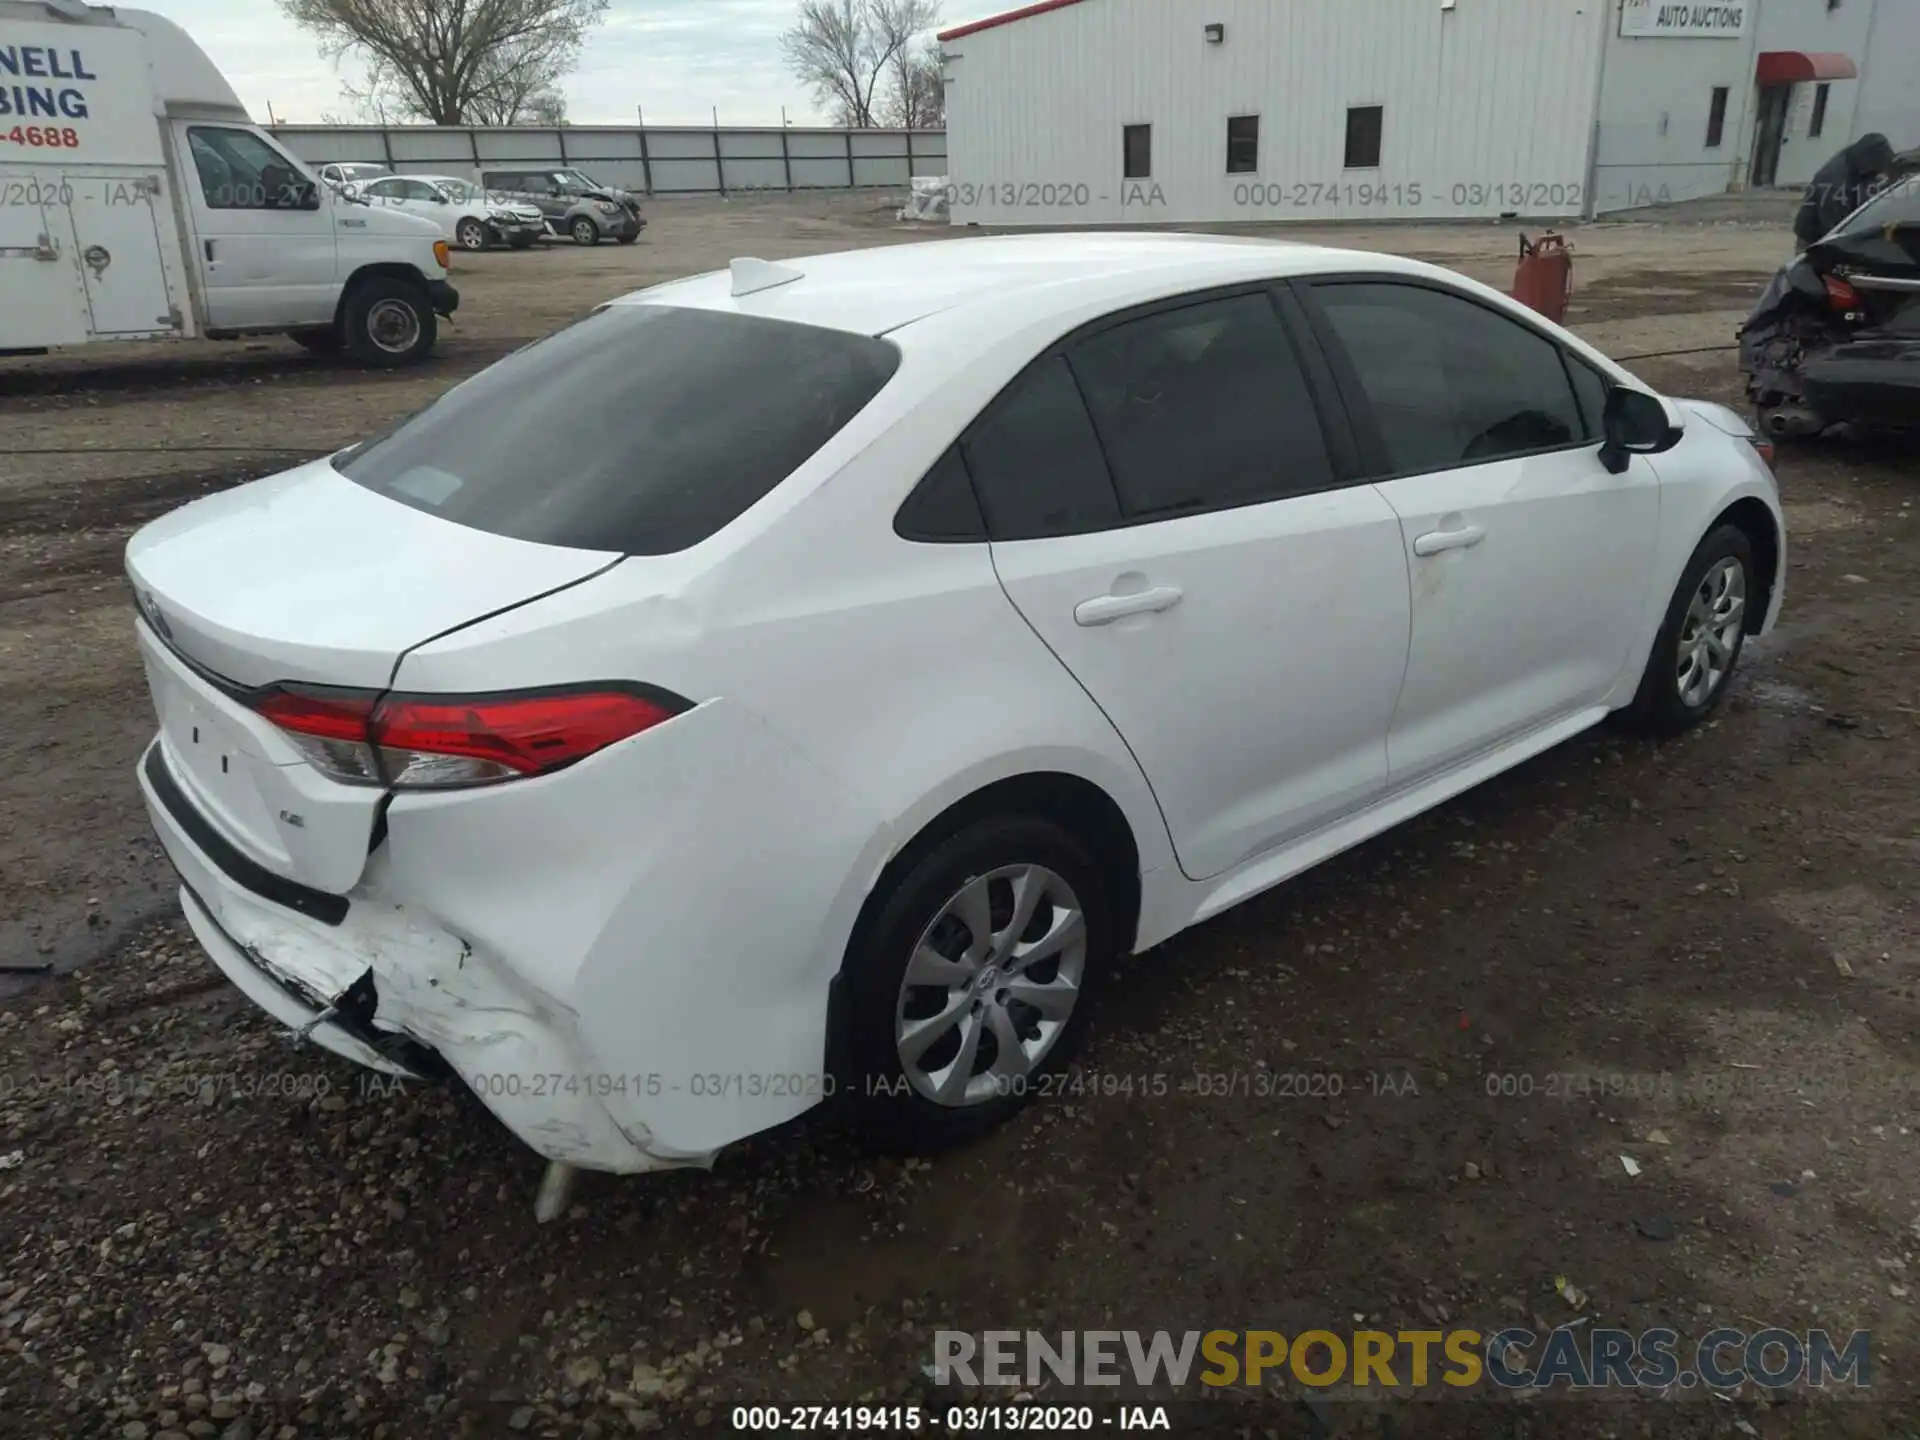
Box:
[342,278,437,368]
[288,327,341,355]
[570,217,600,246]
[456,217,490,251]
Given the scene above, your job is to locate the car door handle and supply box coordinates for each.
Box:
[1074,586,1184,626]
[203,239,215,262]
[1412,525,1486,557]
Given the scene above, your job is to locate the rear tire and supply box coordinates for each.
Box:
[341,277,436,369]
[1620,524,1755,736]
[842,815,1113,1153]
[570,216,599,246]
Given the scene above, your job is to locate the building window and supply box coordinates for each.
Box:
[1226,115,1259,174]
[1344,105,1383,169]
[1810,82,1831,138]
[1123,123,1152,179]
[1705,87,1730,148]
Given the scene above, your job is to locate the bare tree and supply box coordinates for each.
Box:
[280,0,608,126]
[782,0,939,128]
[880,41,943,128]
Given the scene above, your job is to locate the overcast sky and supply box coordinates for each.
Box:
[132,0,1004,127]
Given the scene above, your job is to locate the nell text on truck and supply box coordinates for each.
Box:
[0,0,456,367]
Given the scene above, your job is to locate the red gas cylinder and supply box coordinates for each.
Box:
[1513,232,1574,324]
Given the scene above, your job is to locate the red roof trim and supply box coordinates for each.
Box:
[938,0,1088,42]
[1755,51,1858,85]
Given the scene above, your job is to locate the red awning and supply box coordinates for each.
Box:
[1755,51,1858,86]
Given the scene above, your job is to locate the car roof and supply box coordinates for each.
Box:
[613,231,1440,338]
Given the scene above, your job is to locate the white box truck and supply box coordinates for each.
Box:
[1,0,457,367]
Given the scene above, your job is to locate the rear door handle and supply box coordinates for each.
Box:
[1413,525,1486,557]
[1074,586,1183,626]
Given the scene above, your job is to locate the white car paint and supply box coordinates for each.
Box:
[353,173,546,248]
[126,233,1785,1185]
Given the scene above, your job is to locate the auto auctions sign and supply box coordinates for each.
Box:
[1620,0,1750,38]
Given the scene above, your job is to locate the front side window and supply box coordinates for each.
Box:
[359,177,404,201]
[187,127,317,211]
[337,306,900,555]
[1312,282,1585,474]
[1067,292,1333,517]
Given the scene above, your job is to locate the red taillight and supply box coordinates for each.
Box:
[1749,437,1777,469]
[372,690,684,787]
[1822,274,1860,310]
[249,684,688,789]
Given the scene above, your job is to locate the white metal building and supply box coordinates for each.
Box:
[937,0,1919,226]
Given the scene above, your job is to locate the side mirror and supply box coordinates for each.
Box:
[1599,386,1684,474]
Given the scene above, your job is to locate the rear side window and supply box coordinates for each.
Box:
[335,306,899,555]
[1067,291,1333,516]
[1312,282,1584,474]
[962,356,1121,540]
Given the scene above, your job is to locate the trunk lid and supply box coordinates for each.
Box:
[128,459,619,894]
[125,459,618,689]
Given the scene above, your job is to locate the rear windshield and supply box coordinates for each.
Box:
[1833,174,1920,237]
[335,305,900,554]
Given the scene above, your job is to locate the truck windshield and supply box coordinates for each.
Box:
[334,305,900,555]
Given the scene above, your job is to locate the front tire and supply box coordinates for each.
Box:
[843,815,1113,1152]
[341,277,436,368]
[570,216,600,246]
[1622,524,1755,735]
[455,217,490,251]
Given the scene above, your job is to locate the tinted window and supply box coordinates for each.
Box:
[1566,354,1610,441]
[187,127,315,211]
[1068,292,1333,517]
[1123,124,1152,179]
[896,447,987,542]
[1706,87,1729,148]
[1314,282,1584,473]
[1344,106,1383,169]
[962,357,1121,540]
[336,306,899,555]
[1227,115,1259,174]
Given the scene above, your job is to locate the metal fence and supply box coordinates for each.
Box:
[267,124,948,197]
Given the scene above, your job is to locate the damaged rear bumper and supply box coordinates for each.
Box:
[137,737,717,1175]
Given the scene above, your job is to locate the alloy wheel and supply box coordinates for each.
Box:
[1675,556,1746,708]
[893,864,1087,1107]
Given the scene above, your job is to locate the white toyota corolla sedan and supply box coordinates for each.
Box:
[128,234,1785,1215]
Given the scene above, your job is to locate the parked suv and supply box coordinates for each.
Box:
[477,167,646,245]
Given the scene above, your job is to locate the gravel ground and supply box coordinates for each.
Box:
[2,192,1917,1438]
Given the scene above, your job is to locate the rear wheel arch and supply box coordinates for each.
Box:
[853,772,1143,962]
[827,772,1143,1076]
